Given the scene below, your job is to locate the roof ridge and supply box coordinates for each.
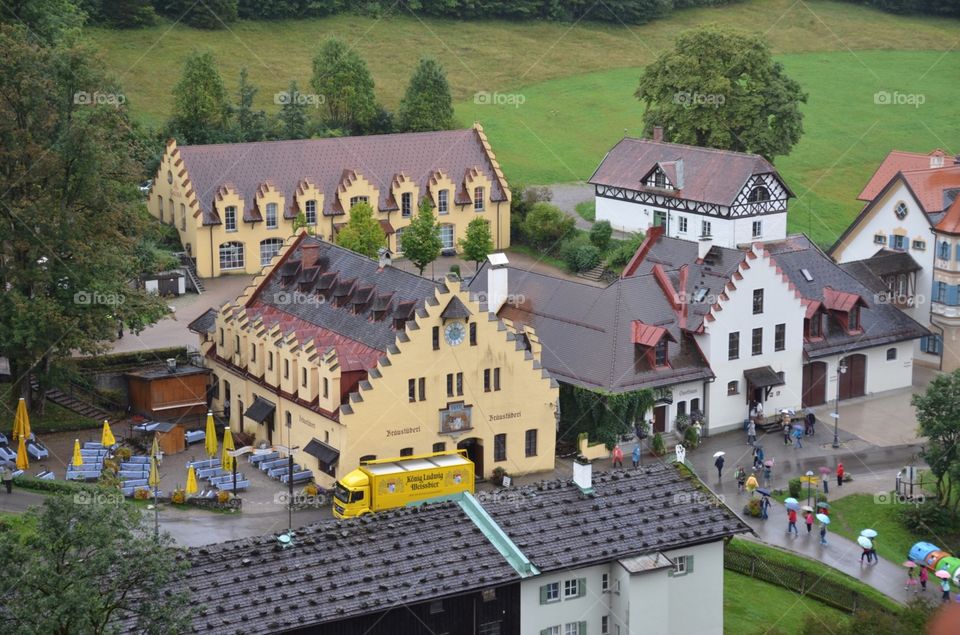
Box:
[620,136,772,163]
[179,127,475,151]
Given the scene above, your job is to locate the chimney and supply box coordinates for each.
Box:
[377,247,392,270]
[166,358,176,373]
[573,457,594,495]
[486,253,510,313]
[697,237,713,262]
[652,126,664,142]
[301,241,319,269]
[930,151,945,169]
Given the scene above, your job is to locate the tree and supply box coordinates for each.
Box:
[0,494,192,634]
[559,384,655,449]
[398,57,455,132]
[277,79,310,140]
[400,198,443,276]
[167,51,232,144]
[0,26,169,412]
[335,201,386,258]
[459,217,494,272]
[521,202,576,250]
[589,220,613,251]
[310,38,378,133]
[97,0,158,27]
[635,25,807,160]
[912,369,960,515]
[233,67,268,142]
[0,0,86,45]
[154,0,237,29]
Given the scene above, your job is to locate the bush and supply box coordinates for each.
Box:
[589,220,613,251]
[216,490,231,504]
[651,432,665,456]
[171,489,186,505]
[521,202,576,250]
[559,236,601,272]
[449,264,461,278]
[788,477,802,499]
[491,466,507,486]
[743,497,763,518]
[683,426,699,449]
[134,487,151,500]
[605,232,645,269]
[114,447,132,461]
[13,474,106,496]
[303,483,319,497]
[899,500,954,535]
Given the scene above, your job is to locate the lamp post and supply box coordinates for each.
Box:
[832,360,847,449]
[276,444,300,534]
[805,470,814,507]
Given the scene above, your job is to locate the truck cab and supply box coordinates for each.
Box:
[332,469,370,518]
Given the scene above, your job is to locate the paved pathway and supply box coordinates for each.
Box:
[538,182,636,240]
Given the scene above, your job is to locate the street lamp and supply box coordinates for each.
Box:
[275,444,300,534]
[806,470,814,507]
[832,360,847,449]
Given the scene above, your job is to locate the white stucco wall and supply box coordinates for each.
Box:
[596,195,656,235]
[521,563,610,635]
[814,339,914,403]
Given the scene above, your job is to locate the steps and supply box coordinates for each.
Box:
[177,252,205,294]
[577,264,607,282]
[30,378,111,422]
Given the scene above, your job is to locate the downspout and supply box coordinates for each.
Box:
[209,225,214,278]
[496,201,501,250]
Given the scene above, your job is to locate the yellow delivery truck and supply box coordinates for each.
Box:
[332,450,474,519]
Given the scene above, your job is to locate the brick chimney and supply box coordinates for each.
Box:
[653,126,664,142]
[301,241,319,269]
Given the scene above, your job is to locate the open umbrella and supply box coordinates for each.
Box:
[204,412,218,459]
[857,536,873,549]
[222,426,235,472]
[101,420,116,447]
[903,561,917,568]
[785,500,800,510]
[816,502,831,509]
[936,569,952,579]
[12,397,30,441]
[712,451,725,458]
[72,439,83,467]
[756,487,771,496]
[148,454,160,488]
[15,436,29,470]
[801,505,814,512]
[819,466,832,475]
[816,513,831,524]
[185,465,198,496]
[784,497,799,505]
[861,529,878,538]
[764,459,774,467]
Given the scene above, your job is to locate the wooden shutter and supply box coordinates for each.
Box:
[540,629,552,635]
[687,555,695,573]
[539,584,548,604]
[577,578,586,598]
[579,621,587,635]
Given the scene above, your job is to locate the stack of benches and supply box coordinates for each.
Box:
[66,443,109,481]
[187,457,250,493]
[251,450,313,485]
[119,456,154,496]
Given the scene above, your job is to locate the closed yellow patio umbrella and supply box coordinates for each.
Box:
[151,433,160,461]
[15,436,29,470]
[101,420,116,447]
[72,439,83,467]
[12,397,29,441]
[148,454,159,488]
[221,426,235,472]
[204,412,218,459]
[185,465,198,496]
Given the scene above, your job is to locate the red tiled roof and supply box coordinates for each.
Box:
[822,287,866,313]
[936,196,960,236]
[803,300,822,319]
[857,150,951,202]
[901,165,960,213]
[631,321,669,347]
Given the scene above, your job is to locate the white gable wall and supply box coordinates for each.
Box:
[596,195,657,235]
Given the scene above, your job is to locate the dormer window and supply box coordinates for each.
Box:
[848,306,861,331]
[807,314,822,338]
[224,206,237,232]
[305,200,317,225]
[748,186,770,203]
[654,170,666,188]
[654,339,668,367]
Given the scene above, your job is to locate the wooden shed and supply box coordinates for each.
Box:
[153,421,186,456]
[126,362,211,422]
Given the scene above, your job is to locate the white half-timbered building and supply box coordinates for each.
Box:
[589,129,793,249]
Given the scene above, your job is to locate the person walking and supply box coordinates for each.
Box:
[760,495,771,520]
[860,547,871,564]
[941,576,951,602]
[746,420,756,446]
[735,466,746,493]
[1,466,12,494]
[714,454,725,481]
[612,445,623,468]
[919,566,928,591]
[787,508,798,536]
[837,463,844,487]
[763,462,773,487]
[631,445,640,469]
[792,427,803,449]
[905,566,919,592]
[805,511,814,535]
[805,408,816,436]
[819,521,828,546]
[745,472,759,495]
[783,421,791,445]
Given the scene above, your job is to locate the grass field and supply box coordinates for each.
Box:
[724,570,851,634]
[0,388,99,434]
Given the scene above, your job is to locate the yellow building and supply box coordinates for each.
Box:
[189,234,557,488]
[149,124,511,278]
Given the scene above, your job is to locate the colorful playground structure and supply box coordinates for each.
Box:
[909,541,960,586]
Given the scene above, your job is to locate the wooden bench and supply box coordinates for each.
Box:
[281,470,313,484]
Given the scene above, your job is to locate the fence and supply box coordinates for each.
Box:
[724,543,891,615]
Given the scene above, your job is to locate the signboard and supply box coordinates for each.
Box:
[373,464,472,509]
[439,402,472,435]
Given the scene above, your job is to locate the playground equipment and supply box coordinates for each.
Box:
[909,541,960,586]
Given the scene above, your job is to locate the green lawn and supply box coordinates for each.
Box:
[575,201,596,223]
[0,387,100,434]
[725,570,851,634]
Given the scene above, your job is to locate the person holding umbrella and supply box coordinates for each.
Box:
[787,505,799,536]
[735,465,746,493]
[763,460,773,487]
[817,513,830,545]
[804,508,815,535]
[714,452,725,481]
[859,536,873,563]
[937,570,952,602]
[920,564,929,591]
[905,564,919,592]
[760,494,771,520]
[861,529,878,563]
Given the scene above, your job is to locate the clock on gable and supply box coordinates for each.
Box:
[444,321,466,346]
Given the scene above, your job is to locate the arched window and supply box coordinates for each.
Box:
[939,241,951,260]
[748,186,770,203]
[158,195,163,222]
[167,170,173,184]
[219,241,245,270]
[305,200,317,225]
[886,347,897,361]
[260,238,285,266]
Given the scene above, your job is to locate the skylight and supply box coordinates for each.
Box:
[800,268,814,282]
[693,288,708,303]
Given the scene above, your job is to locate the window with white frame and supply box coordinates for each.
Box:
[260,238,285,266]
[224,206,237,232]
[438,189,449,214]
[219,242,244,270]
[563,578,580,598]
[892,235,907,251]
[912,239,926,251]
[266,202,278,229]
[394,227,405,254]
[701,220,712,237]
[349,195,368,209]
[602,616,610,634]
[401,192,412,217]
[727,380,739,396]
[305,200,317,225]
[563,623,582,635]
[601,573,609,591]
[439,224,454,249]
[540,582,560,604]
[752,220,762,238]
[672,554,693,575]
[874,234,886,245]
[678,216,688,233]
[541,627,560,635]
[474,186,485,211]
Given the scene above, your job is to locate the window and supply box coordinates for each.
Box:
[401,192,412,218]
[432,326,440,350]
[487,367,500,391]
[752,220,762,238]
[400,447,413,457]
[234,335,240,354]
[672,555,693,576]
[266,202,278,229]
[302,367,307,388]
[349,195,368,208]
[886,347,897,361]
[224,206,237,232]
[169,198,174,223]
[446,373,462,397]
[251,343,256,362]
[728,332,739,360]
[469,322,477,346]
[180,203,186,231]
[691,397,700,413]
[456,372,463,396]
[677,401,686,418]
[654,170,666,188]
[167,170,173,184]
[158,195,164,222]
[408,378,416,403]
[394,227,404,255]
[753,289,764,314]
[284,359,289,379]
[677,216,687,233]
[563,624,583,635]
[913,240,926,251]
[418,377,426,401]
[936,281,947,303]
[775,323,785,351]
[432,442,446,453]
[894,201,908,219]
[494,433,506,462]
[801,268,814,282]
[874,234,886,245]
[701,220,712,237]
[438,189,449,214]
[808,314,822,338]
[219,328,224,347]
[541,627,560,635]
[939,241,951,260]
[921,335,943,355]
[305,199,317,225]
[748,186,770,202]
[563,578,584,598]
[439,224,454,249]
[601,573,609,591]
[752,327,763,356]
[602,615,610,635]
[848,306,861,331]
[323,377,329,398]
[484,369,491,392]
[891,235,907,251]
[219,242,244,270]
[525,429,537,457]
[654,338,668,366]
[727,380,739,396]
[260,238,285,266]
[474,186,485,211]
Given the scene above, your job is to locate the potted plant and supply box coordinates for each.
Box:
[651,432,665,457]
[491,466,507,486]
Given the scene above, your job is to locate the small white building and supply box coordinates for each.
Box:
[589,130,792,249]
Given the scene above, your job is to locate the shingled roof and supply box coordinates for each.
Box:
[176,127,508,225]
[857,149,954,202]
[589,137,784,206]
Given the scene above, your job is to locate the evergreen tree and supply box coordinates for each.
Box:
[310,38,378,133]
[401,198,443,276]
[167,51,231,144]
[458,217,494,272]
[277,79,310,140]
[398,57,455,132]
[233,67,268,142]
[155,0,237,29]
[0,0,86,45]
[335,201,386,258]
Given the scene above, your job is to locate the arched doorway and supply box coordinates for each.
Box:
[801,362,827,407]
[457,437,484,479]
[838,354,866,400]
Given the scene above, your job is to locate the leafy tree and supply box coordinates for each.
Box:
[0,495,191,634]
[0,25,169,412]
[398,57,455,132]
[459,217,494,272]
[335,201,386,258]
[292,211,316,236]
[521,202,576,250]
[277,79,310,140]
[167,51,232,144]
[589,220,613,251]
[310,38,378,133]
[401,198,443,276]
[559,384,655,449]
[0,0,86,45]
[155,0,237,29]
[96,0,158,27]
[233,67,268,142]
[912,369,960,515]
[636,25,807,160]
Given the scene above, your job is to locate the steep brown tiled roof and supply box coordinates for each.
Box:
[178,127,508,225]
[589,137,783,206]
[857,149,950,202]
[901,165,960,213]
[936,196,960,236]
